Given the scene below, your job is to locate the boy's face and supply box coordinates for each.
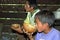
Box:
[35,17,46,32]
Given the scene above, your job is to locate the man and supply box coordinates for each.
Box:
[11,0,40,33]
[34,10,60,40]
[24,0,40,26]
[11,0,40,40]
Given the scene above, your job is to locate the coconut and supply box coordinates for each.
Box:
[23,23,36,33]
[11,24,20,29]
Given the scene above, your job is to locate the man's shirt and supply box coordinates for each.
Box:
[24,9,40,26]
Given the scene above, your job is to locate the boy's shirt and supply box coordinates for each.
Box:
[35,28,60,40]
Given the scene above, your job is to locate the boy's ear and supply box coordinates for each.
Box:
[45,23,49,26]
[44,23,49,27]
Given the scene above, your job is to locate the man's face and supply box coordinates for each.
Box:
[24,1,33,12]
[35,17,46,32]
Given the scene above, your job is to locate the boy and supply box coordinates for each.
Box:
[35,10,60,40]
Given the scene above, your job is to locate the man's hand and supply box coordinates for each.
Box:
[23,29,34,40]
[11,24,23,33]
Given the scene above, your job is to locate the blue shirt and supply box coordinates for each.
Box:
[35,28,60,40]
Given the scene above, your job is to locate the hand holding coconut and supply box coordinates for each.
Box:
[11,24,23,33]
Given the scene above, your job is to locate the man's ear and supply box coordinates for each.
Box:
[31,7,34,9]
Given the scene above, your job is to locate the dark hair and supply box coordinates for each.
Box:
[26,0,38,9]
[35,10,55,27]
[30,4,38,10]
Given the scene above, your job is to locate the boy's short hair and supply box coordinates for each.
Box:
[35,10,55,27]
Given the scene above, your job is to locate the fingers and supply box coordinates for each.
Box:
[23,29,33,36]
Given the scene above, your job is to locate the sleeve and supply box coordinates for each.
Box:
[53,32,60,40]
[35,34,38,40]
[24,12,31,24]
[35,33,39,40]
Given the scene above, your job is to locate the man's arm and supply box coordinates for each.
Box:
[11,24,23,33]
